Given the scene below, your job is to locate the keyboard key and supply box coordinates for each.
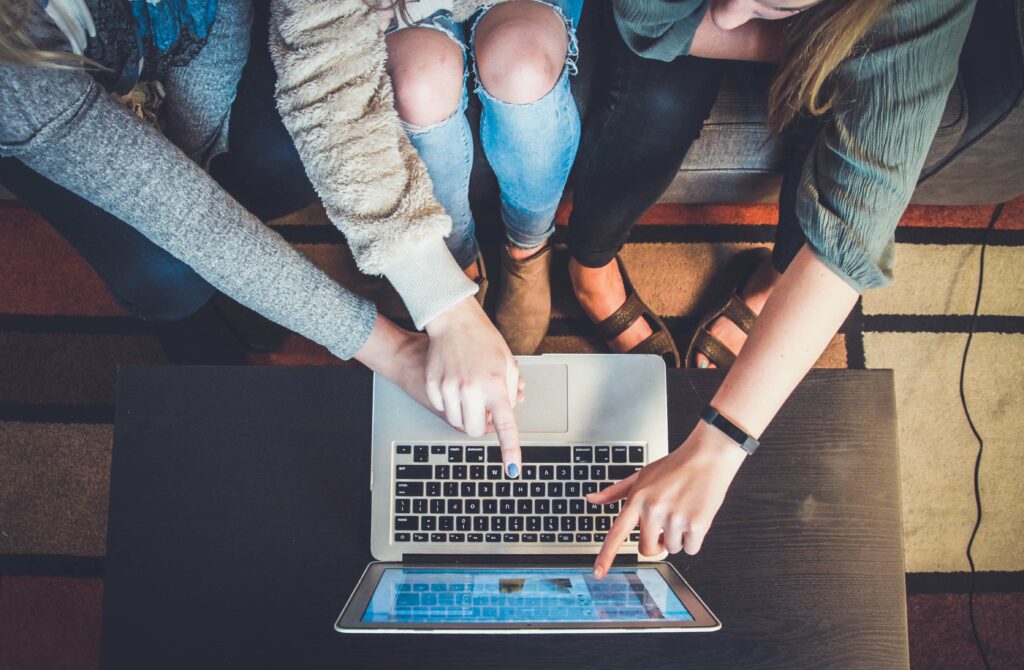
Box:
[446,499,463,514]
[453,465,468,480]
[629,532,641,542]
[431,445,446,455]
[609,465,642,480]
[513,482,528,497]
[547,483,563,497]
[612,446,628,463]
[395,516,418,530]
[396,482,423,497]
[595,446,611,463]
[573,465,589,480]
[435,465,450,480]
[573,446,593,463]
[594,532,607,542]
[553,499,568,514]
[444,482,459,497]
[596,517,611,531]
[439,517,454,531]
[604,502,620,514]
[487,465,503,480]
[517,499,532,514]
[556,465,572,480]
[526,516,541,531]
[544,517,558,532]
[629,446,645,463]
[557,533,573,542]
[503,533,519,543]
[509,517,524,532]
[422,516,437,531]
[560,517,576,531]
[575,533,592,543]
[522,465,537,480]
[487,446,502,463]
[530,483,545,497]
[539,465,555,480]
[565,482,581,497]
[535,499,550,514]
[468,533,483,542]
[448,446,463,463]
[461,482,476,497]
[465,499,481,514]
[430,499,444,514]
[590,465,607,481]
[500,500,515,514]
[485,533,501,543]
[579,517,593,531]
[394,532,410,542]
[414,445,429,462]
[570,499,584,514]
[470,465,485,480]
[431,533,447,542]
[396,499,410,514]
[474,517,488,531]
[587,501,602,514]
[483,499,498,514]
[541,533,556,542]
[521,446,572,463]
[456,517,471,531]
[449,533,466,542]
[396,444,411,455]
[427,482,441,497]
[478,483,493,497]
[414,499,427,514]
[396,465,432,479]
[583,482,598,496]
[465,446,485,462]
[492,517,507,531]
[496,483,511,497]
[522,533,538,542]
[413,532,428,542]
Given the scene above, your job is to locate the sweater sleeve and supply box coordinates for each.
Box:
[612,0,707,61]
[795,0,975,292]
[0,60,378,360]
[269,0,477,329]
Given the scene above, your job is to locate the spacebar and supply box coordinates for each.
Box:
[520,446,572,463]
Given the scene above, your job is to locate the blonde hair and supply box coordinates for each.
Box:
[0,0,95,67]
[769,0,891,130]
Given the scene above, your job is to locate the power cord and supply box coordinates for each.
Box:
[959,202,1004,670]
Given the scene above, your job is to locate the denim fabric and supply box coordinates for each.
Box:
[398,0,583,268]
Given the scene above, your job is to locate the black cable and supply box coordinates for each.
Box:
[960,202,1004,670]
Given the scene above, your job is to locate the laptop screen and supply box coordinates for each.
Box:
[361,568,694,624]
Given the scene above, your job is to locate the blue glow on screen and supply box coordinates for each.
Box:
[362,568,694,624]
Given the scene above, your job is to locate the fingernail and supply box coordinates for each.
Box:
[506,463,519,478]
[593,566,603,579]
[698,359,708,369]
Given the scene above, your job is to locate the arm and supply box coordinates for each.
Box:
[270,0,523,473]
[590,0,976,574]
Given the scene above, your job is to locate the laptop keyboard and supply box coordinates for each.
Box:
[392,444,644,545]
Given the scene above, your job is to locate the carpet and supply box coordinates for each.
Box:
[1,196,1022,669]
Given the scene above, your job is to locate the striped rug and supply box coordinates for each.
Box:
[1,197,1022,668]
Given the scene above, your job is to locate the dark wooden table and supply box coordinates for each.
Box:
[101,366,908,669]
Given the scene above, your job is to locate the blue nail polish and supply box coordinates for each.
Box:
[698,359,709,369]
[507,463,519,478]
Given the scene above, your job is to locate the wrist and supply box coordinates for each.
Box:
[424,296,480,337]
[690,419,749,469]
[354,314,412,378]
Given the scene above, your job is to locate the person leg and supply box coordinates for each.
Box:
[568,2,722,353]
[386,21,480,277]
[692,113,824,368]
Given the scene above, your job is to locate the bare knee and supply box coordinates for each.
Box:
[386,28,465,127]
[474,1,569,105]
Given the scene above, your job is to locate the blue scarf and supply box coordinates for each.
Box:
[129,0,218,56]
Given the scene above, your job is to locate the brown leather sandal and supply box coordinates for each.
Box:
[592,255,682,368]
[685,247,769,369]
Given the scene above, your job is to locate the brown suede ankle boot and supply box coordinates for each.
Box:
[494,244,552,355]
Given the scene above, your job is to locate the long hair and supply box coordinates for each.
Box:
[769,0,891,130]
[0,0,93,67]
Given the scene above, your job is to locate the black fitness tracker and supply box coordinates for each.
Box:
[699,405,760,455]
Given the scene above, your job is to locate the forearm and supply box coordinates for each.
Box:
[688,11,785,62]
[710,245,859,437]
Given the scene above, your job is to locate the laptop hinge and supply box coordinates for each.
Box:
[401,553,640,565]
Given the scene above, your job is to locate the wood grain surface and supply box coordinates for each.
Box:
[102,366,907,669]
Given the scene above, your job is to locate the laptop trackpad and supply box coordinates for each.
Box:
[515,364,568,433]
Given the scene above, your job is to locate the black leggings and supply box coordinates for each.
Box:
[569,1,818,273]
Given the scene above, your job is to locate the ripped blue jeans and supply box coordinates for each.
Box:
[391,1,583,269]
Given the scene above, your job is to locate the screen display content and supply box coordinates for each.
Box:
[362,568,694,624]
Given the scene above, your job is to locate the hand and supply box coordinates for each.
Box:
[424,297,523,476]
[588,421,747,578]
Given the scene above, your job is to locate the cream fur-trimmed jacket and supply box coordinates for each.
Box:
[270,0,510,329]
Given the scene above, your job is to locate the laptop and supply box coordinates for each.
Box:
[336,354,721,633]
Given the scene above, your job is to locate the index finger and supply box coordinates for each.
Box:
[488,395,521,478]
[593,502,640,579]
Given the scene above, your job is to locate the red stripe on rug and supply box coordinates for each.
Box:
[0,576,102,670]
[0,207,126,316]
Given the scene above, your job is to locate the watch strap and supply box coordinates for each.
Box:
[700,405,760,455]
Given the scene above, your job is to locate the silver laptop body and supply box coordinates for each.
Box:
[369,354,668,562]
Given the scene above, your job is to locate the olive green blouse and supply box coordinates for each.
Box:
[613,0,976,292]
